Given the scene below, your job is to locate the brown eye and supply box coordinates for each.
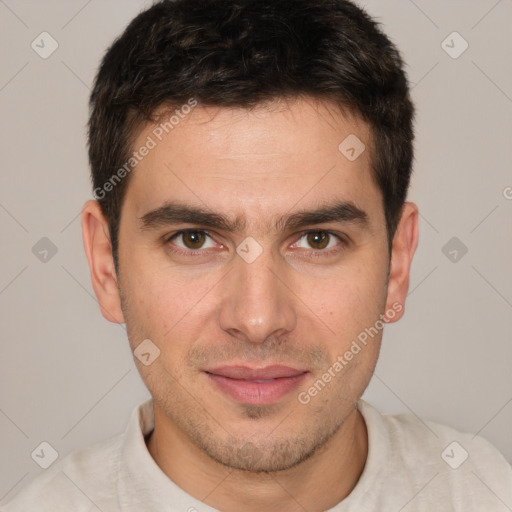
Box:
[293,230,344,255]
[181,231,206,249]
[306,231,330,250]
[168,230,217,252]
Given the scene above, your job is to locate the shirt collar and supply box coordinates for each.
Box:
[115,398,385,511]
[117,398,217,512]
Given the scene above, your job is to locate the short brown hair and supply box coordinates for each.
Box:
[88,0,414,270]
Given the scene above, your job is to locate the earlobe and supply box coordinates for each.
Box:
[81,200,125,324]
[384,202,419,323]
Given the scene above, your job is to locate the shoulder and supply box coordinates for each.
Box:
[1,433,123,512]
[356,400,512,509]
[381,404,510,472]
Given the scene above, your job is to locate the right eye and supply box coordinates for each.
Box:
[165,229,221,254]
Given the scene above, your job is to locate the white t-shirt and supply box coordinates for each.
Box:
[2,399,511,511]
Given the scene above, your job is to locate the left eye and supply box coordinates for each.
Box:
[294,231,341,250]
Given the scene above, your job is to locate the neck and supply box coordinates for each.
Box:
[146,405,368,512]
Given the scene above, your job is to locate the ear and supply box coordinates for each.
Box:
[81,200,125,324]
[384,202,419,322]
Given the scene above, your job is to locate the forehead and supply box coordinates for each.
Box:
[123,97,381,228]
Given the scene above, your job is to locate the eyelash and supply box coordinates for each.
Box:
[164,229,348,258]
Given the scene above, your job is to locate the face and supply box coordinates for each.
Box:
[83,97,417,473]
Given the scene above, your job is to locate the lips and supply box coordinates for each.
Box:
[207,365,306,380]
[204,365,308,405]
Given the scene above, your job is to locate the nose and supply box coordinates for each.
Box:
[217,246,297,345]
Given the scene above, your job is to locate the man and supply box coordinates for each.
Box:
[3,0,511,510]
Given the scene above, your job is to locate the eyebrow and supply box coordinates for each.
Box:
[138,200,369,233]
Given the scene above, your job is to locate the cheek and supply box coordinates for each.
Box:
[300,259,386,335]
[124,265,219,352]
[121,271,195,388]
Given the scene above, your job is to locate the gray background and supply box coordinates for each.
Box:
[1,0,511,504]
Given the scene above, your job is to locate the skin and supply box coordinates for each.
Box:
[82,96,418,512]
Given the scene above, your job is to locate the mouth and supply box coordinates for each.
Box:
[204,365,309,406]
